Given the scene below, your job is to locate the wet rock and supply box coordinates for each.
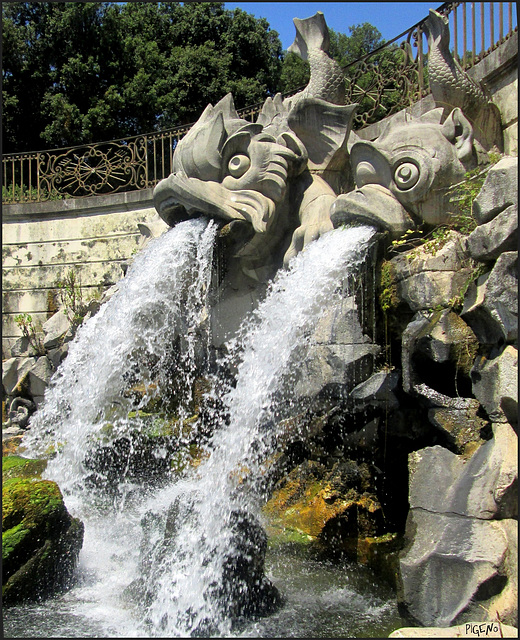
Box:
[461,252,518,345]
[356,532,402,588]
[293,342,379,402]
[313,295,369,345]
[263,459,384,552]
[349,369,400,412]
[129,501,281,632]
[217,509,283,620]
[342,417,380,451]
[2,456,84,605]
[471,346,518,424]
[467,203,518,262]
[472,156,518,225]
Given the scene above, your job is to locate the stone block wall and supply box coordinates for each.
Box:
[2,189,158,356]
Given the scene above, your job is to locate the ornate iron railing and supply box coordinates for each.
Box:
[3,1,516,204]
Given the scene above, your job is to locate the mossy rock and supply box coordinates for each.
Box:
[2,459,84,605]
[264,459,384,544]
[2,454,47,480]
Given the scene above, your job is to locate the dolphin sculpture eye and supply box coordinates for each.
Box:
[393,161,420,190]
[228,154,251,178]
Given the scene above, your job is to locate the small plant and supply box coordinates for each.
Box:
[14,313,46,355]
[446,151,502,232]
[2,184,70,203]
[56,268,87,326]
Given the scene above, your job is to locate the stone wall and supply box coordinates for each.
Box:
[2,189,160,356]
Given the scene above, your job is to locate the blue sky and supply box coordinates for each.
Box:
[224,2,440,50]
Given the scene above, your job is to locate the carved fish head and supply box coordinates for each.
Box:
[153,94,307,235]
[331,108,476,234]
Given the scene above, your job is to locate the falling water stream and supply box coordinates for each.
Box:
[5,220,405,638]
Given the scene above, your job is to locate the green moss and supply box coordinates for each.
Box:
[2,455,47,480]
[266,522,316,548]
[2,523,32,561]
[378,260,399,313]
[2,477,65,533]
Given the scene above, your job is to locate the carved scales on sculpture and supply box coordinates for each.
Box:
[153,10,503,279]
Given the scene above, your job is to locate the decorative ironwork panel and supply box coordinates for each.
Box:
[37,137,148,199]
[345,36,424,129]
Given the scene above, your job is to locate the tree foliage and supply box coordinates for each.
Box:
[2,2,283,152]
[3,4,405,153]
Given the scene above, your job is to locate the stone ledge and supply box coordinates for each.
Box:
[3,188,155,221]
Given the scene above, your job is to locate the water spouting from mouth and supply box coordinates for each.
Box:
[22,220,377,637]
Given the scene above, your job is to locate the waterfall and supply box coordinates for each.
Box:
[22,222,377,638]
[24,217,218,501]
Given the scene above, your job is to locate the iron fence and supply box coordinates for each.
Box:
[2,1,516,204]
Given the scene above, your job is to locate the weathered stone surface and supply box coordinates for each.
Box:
[42,310,71,350]
[427,401,488,454]
[472,156,518,225]
[400,424,518,627]
[9,336,40,358]
[312,295,370,345]
[401,310,478,403]
[399,510,516,627]
[349,369,400,412]
[27,356,54,398]
[398,268,476,312]
[401,312,431,394]
[467,203,518,262]
[413,309,479,388]
[47,344,70,371]
[293,342,379,401]
[2,357,37,396]
[462,252,518,345]
[471,346,518,424]
[392,231,471,280]
[390,232,475,312]
[409,424,518,520]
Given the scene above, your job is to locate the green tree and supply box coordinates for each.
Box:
[2,2,283,152]
[329,22,386,66]
[330,23,406,125]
